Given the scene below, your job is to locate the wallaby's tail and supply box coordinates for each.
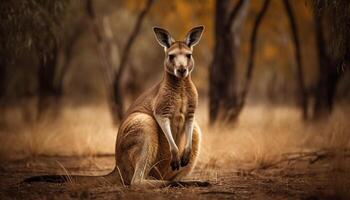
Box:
[22,169,122,186]
[23,175,72,183]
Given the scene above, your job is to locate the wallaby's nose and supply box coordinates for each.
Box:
[178,68,186,74]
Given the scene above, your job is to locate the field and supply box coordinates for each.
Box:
[0,102,349,199]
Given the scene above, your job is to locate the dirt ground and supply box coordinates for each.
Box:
[0,154,348,200]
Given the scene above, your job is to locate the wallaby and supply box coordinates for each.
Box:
[24,26,208,188]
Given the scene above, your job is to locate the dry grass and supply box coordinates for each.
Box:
[0,103,117,159]
[197,104,349,170]
[0,101,349,173]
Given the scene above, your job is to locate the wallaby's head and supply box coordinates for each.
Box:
[153,26,204,78]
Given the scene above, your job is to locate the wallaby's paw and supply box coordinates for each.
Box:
[171,159,180,171]
[170,149,180,171]
[180,148,191,167]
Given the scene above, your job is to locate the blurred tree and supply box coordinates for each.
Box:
[209,0,245,124]
[319,0,350,64]
[86,0,154,123]
[86,0,121,122]
[209,0,270,124]
[312,2,344,119]
[282,0,307,119]
[240,0,270,109]
[57,9,88,98]
[0,0,79,119]
[36,39,60,119]
[0,61,4,100]
[34,1,86,120]
[299,0,350,120]
[232,0,250,67]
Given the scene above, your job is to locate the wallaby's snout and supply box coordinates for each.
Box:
[153,26,204,79]
[173,52,190,78]
[176,67,187,78]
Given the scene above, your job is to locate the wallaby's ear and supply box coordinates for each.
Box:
[184,25,204,48]
[153,27,174,49]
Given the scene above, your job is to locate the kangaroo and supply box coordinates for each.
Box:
[24,26,207,188]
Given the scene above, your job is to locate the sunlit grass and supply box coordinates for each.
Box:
[197,103,350,170]
[0,101,349,173]
[0,103,117,159]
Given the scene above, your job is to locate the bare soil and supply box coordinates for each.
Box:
[0,155,348,200]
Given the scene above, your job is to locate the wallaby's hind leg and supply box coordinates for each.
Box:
[116,113,169,187]
[129,140,170,188]
[116,114,209,188]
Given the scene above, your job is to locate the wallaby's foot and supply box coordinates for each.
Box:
[170,150,181,171]
[180,148,191,167]
[169,180,211,187]
[170,158,180,171]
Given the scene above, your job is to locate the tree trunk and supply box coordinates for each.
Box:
[56,27,85,95]
[86,0,154,124]
[111,0,154,122]
[282,0,308,120]
[0,60,5,127]
[37,43,60,120]
[0,60,5,100]
[239,0,270,111]
[36,25,83,120]
[210,0,270,124]
[209,0,244,124]
[86,0,120,123]
[313,10,341,119]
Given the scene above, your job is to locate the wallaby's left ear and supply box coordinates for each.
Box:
[184,25,204,48]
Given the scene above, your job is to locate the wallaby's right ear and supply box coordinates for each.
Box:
[153,27,174,49]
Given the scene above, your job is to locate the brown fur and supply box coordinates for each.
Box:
[112,71,200,185]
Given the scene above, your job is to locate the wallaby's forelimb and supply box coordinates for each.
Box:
[154,114,180,171]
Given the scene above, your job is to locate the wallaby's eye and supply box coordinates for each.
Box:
[186,54,192,59]
[168,54,175,61]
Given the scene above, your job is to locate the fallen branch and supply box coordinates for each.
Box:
[247,149,350,173]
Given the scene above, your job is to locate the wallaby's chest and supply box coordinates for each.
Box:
[154,80,197,134]
[170,87,192,116]
[169,88,195,135]
[171,93,187,121]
